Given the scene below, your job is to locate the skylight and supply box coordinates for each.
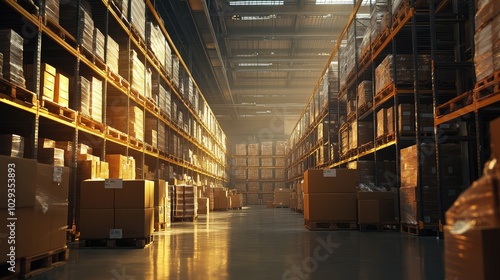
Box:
[316,0,370,5]
[232,15,278,20]
[230,1,284,5]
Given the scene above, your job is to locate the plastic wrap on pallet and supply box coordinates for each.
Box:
[106,35,120,74]
[357,80,373,109]
[91,77,103,123]
[475,0,500,32]
[119,49,145,96]
[78,7,94,53]
[0,134,24,158]
[93,28,105,62]
[375,54,432,93]
[0,29,25,87]
[130,0,146,42]
[78,76,91,117]
[474,16,500,82]
[399,186,418,224]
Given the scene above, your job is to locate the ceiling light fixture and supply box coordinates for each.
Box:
[316,0,370,5]
[230,1,284,6]
[238,63,273,67]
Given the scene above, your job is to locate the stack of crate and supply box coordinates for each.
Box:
[154,180,170,230]
[106,35,120,74]
[130,0,146,42]
[0,29,25,87]
[474,0,500,81]
[174,185,197,221]
[145,118,158,149]
[91,77,103,123]
[78,7,94,53]
[105,154,136,179]
[93,28,105,62]
[42,0,60,24]
[40,63,57,102]
[273,188,290,208]
[79,180,154,242]
[147,22,166,68]
[38,138,65,167]
[376,106,394,138]
[375,55,432,94]
[55,72,70,107]
[0,134,24,157]
[357,81,373,111]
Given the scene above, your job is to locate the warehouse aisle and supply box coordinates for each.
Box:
[33,207,444,280]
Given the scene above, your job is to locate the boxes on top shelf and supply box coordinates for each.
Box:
[90,77,103,123]
[375,54,432,94]
[475,0,500,31]
[55,72,70,108]
[0,29,25,87]
[146,22,166,68]
[248,143,259,156]
[129,0,146,43]
[106,35,120,74]
[42,0,60,24]
[474,15,500,82]
[93,28,105,62]
[78,7,94,53]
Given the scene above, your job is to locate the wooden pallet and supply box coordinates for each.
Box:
[231,207,243,210]
[145,97,160,114]
[129,136,144,149]
[130,87,146,104]
[0,78,37,105]
[109,0,129,25]
[400,223,439,236]
[130,25,147,51]
[79,46,106,71]
[392,0,411,27]
[375,133,396,146]
[42,17,76,44]
[305,220,357,231]
[107,69,129,90]
[19,247,69,279]
[154,222,167,231]
[358,101,373,117]
[106,126,128,143]
[80,236,153,249]
[358,141,374,154]
[374,83,396,105]
[359,223,399,232]
[436,90,474,117]
[370,28,390,55]
[40,99,76,121]
[78,114,105,132]
[474,70,500,101]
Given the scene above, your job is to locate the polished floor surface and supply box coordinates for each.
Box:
[34,206,444,280]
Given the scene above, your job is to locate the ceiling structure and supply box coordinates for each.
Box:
[157,0,370,143]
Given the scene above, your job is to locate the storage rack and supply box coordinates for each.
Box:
[230,141,287,205]
[0,0,229,230]
[285,0,497,234]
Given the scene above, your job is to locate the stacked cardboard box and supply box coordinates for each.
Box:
[130,0,146,42]
[213,187,229,209]
[276,141,286,155]
[93,28,105,62]
[0,158,70,263]
[260,169,273,180]
[375,55,432,94]
[174,185,197,220]
[399,144,439,225]
[248,143,260,155]
[145,118,158,148]
[0,134,24,158]
[376,108,388,138]
[261,141,273,156]
[146,22,166,68]
[387,106,394,135]
[78,7,94,53]
[273,188,290,207]
[43,0,60,24]
[474,1,500,81]
[357,191,396,225]
[127,50,146,96]
[105,154,136,179]
[234,168,247,180]
[347,161,375,186]
[41,63,57,101]
[106,35,120,74]
[229,193,243,209]
[164,41,172,76]
[0,29,25,87]
[419,104,434,134]
[154,180,169,230]
[79,180,154,239]
[235,143,247,156]
[246,194,259,205]
[78,76,91,117]
[0,52,3,79]
[248,168,259,180]
[398,104,415,135]
[55,73,70,107]
[275,169,285,180]
[303,169,358,224]
[357,81,373,109]
[38,138,64,166]
[91,77,103,123]
[198,197,210,214]
[358,0,389,57]
[350,120,373,149]
[172,55,180,88]
[107,105,144,141]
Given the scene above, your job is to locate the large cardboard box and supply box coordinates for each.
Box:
[357,191,396,224]
[274,188,290,207]
[55,72,69,107]
[115,180,154,209]
[115,208,154,238]
[303,169,358,194]
[106,154,128,179]
[50,204,69,250]
[444,226,500,280]
[0,155,37,209]
[79,208,115,239]
[80,180,115,209]
[198,197,209,214]
[304,193,357,221]
[154,205,165,224]
[36,163,70,203]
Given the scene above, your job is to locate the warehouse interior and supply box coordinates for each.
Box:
[0,0,499,279]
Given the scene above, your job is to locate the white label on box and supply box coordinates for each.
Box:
[323,169,337,177]
[52,166,63,183]
[109,229,122,239]
[105,179,123,189]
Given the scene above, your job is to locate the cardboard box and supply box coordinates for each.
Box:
[50,204,69,250]
[38,147,65,166]
[274,188,290,207]
[55,72,69,107]
[266,200,274,208]
[197,197,209,214]
[78,208,115,239]
[80,179,115,209]
[118,209,150,237]
[357,192,396,224]
[154,179,167,206]
[303,169,359,194]
[0,134,24,158]
[36,163,70,203]
[0,155,37,209]
[154,205,165,224]
[106,154,128,179]
[304,193,357,221]
[115,180,154,209]
[444,226,500,280]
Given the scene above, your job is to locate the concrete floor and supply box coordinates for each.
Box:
[34,206,444,280]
